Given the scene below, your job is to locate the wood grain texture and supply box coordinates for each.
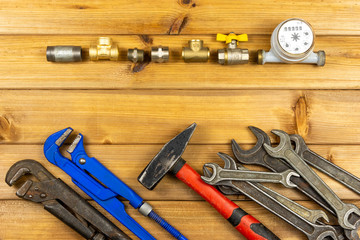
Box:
[2,144,360,201]
[1,199,335,240]
[0,35,359,90]
[0,0,359,35]
[0,90,360,144]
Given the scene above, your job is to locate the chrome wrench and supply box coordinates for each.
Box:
[291,134,360,195]
[201,153,341,240]
[201,164,299,188]
[264,130,360,230]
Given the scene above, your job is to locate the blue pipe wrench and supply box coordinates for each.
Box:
[44,128,187,240]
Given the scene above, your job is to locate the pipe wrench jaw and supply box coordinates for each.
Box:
[67,133,89,166]
[44,127,74,166]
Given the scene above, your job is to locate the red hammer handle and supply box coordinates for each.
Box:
[175,163,279,240]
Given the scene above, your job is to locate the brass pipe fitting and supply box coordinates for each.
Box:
[89,37,119,61]
[182,40,210,63]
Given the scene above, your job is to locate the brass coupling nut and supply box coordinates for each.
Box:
[182,40,210,63]
[89,37,119,61]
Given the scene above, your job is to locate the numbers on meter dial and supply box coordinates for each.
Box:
[277,20,314,55]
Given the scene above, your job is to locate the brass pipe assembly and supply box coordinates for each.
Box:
[89,37,119,61]
[46,20,325,67]
[182,40,210,63]
[217,33,249,65]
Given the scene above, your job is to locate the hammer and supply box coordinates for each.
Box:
[138,123,279,240]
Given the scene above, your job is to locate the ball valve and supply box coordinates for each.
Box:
[258,18,325,66]
[217,33,249,65]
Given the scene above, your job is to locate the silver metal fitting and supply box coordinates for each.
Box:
[151,46,169,63]
[217,40,249,65]
[138,202,153,216]
[127,48,145,63]
[258,18,325,66]
[46,46,82,62]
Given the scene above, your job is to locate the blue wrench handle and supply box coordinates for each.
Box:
[74,179,156,240]
[148,210,187,240]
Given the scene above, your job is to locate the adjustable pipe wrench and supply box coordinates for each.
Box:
[44,128,187,240]
[5,159,131,240]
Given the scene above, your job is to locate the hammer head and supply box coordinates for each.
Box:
[138,123,196,190]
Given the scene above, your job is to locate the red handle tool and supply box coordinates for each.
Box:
[175,162,279,240]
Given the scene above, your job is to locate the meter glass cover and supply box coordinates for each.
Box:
[277,19,314,55]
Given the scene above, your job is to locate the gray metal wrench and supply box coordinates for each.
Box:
[291,134,360,196]
[201,153,341,240]
[203,164,329,224]
[264,130,360,230]
[231,126,360,239]
[201,163,299,188]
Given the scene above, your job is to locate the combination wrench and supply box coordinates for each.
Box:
[291,134,360,195]
[263,130,360,230]
[201,153,341,240]
[201,164,299,188]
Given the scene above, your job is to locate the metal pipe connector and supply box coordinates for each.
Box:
[46,46,82,62]
[127,48,145,63]
[89,37,119,61]
[182,40,210,63]
[151,46,169,63]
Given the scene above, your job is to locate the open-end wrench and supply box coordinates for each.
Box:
[201,163,299,188]
[231,126,360,239]
[203,163,329,224]
[201,153,341,240]
[291,134,360,195]
[232,126,337,216]
[263,130,360,230]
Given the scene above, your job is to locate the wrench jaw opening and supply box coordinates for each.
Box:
[66,134,89,167]
[5,159,54,186]
[43,128,73,167]
[263,129,292,158]
[200,163,220,185]
[231,126,271,165]
[283,170,300,188]
[339,204,360,230]
[289,134,309,154]
[313,230,338,240]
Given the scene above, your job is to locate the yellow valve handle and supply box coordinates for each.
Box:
[216,33,248,44]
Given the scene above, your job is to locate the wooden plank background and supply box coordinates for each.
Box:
[1,1,360,239]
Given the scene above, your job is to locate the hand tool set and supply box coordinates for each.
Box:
[4,123,360,239]
[200,126,360,240]
[46,18,325,66]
